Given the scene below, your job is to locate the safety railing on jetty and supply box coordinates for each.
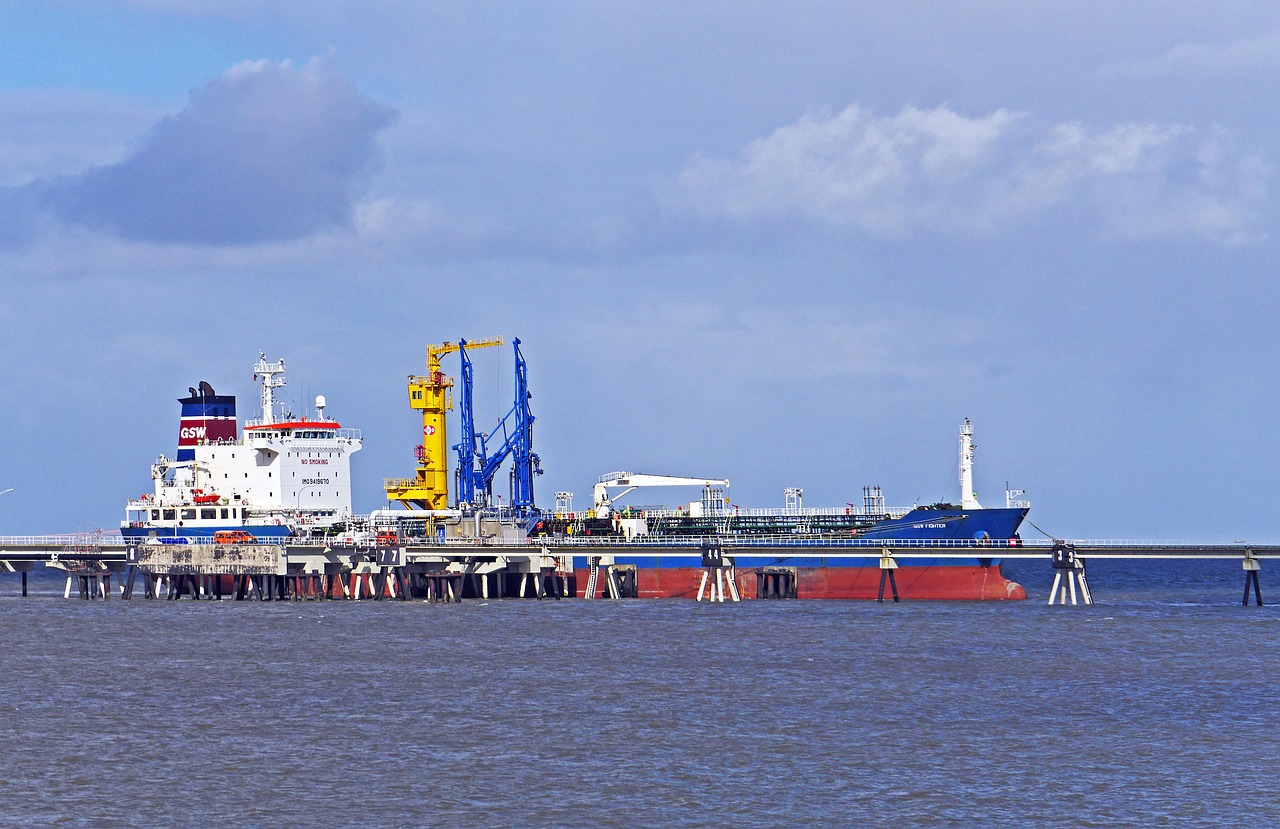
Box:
[0,534,128,547]
[5,533,1279,557]
[0,535,290,548]
[1042,538,1280,548]
[427,535,1026,549]
[540,535,1027,548]
[435,534,1034,547]
[423,534,1280,557]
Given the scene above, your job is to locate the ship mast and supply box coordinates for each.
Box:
[959,418,982,510]
[253,353,287,425]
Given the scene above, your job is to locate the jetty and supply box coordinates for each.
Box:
[0,535,1275,606]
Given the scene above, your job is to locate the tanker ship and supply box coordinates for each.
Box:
[120,354,362,541]
[531,419,1029,600]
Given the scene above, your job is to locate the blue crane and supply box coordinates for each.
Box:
[452,337,542,516]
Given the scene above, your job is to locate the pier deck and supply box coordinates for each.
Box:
[0,537,1275,603]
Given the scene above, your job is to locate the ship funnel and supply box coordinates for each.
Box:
[177,381,237,462]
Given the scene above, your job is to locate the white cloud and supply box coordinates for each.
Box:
[1006,122,1268,243]
[674,104,1019,237]
[671,103,1268,244]
[1101,30,1280,77]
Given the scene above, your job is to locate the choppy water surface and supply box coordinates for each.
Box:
[0,562,1277,828]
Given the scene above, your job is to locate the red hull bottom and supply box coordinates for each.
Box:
[573,565,1027,600]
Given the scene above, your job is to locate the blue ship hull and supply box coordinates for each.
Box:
[571,506,1029,569]
[566,506,1030,599]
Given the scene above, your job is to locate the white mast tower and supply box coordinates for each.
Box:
[253,353,287,425]
[959,418,982,510]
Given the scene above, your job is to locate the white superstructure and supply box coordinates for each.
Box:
[959,418,982,510]
[122,356,362,538]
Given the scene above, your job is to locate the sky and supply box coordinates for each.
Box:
[0,1,1277,541]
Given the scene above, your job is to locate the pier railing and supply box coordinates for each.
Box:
[0,535,128,547]
[426,534,1280,557]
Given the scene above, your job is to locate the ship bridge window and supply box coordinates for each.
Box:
[220,508,229,519]
[200,508,216,520]
[181,509,196,520]
[151,509,160,521]
[164,509,176,521]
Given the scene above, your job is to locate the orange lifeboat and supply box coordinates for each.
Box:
[192,488,222,505]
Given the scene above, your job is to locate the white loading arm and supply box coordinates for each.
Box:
[593,471,731,515]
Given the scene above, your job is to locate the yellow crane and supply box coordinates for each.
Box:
[383,337,504,511]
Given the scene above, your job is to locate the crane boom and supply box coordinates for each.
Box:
[427,337,503,373]
[593,471,730,514]
[384,336,503,512]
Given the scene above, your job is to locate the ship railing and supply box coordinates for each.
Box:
[241,419,362,440]
[730,506,914,518]
[627,506,914,519]
[188,437,239,447]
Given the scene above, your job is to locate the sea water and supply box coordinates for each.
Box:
[0,561,1275,828]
